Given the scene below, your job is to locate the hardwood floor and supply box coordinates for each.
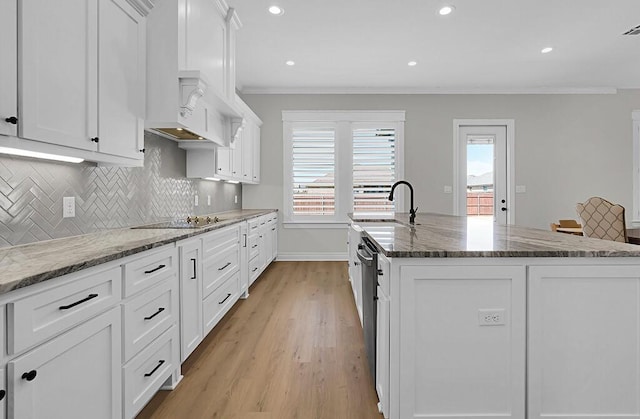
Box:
[137,261,383,419]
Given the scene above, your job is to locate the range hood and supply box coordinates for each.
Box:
[144,0,243,147]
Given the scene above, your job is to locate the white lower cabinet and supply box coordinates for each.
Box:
[398,264,526,419]
[376,254,391,419]
[7,307,122,419]
[123,325,179,419]
[178,238,203,362]
[0,369,5,419]
[528,265,640,419]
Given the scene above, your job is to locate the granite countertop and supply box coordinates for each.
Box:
[350,212,640,258]
[0,209,277,294]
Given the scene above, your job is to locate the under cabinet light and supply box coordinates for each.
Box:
[0,147,84,163]
[205,177,221,181]
[227,180,240,184]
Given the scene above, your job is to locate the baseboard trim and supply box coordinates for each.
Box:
[276,252,348,261]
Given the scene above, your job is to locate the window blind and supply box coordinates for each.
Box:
[291,127,336,215]
[352,127,396,215]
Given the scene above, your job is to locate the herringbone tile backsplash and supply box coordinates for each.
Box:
[0,132,242,247]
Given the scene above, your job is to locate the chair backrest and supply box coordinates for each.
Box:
[576,197,627,242]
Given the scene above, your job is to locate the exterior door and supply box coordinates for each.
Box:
[456,125,508,224]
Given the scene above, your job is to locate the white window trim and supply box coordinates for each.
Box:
[632,111,640,224]
[283,110,405,227]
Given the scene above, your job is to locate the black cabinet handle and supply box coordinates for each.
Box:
[251,244,258,249]
[144,264,165,274]
[252,267,258,272]
[218,293,231,304]
[243,234,247,247]
[218,262,231,271]
[59,293,98,310]
[139,148,145,153]
[377,269,383,275]
[21,370,37,381]
[4,116,17,124]
[144,307,165,320]
[90,137,99,143]
[190,258,197,279]
[271,228,276,231]
[374,296,379,301]
[0,389,5,400]
[144,360,165,377]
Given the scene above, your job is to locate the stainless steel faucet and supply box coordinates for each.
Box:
[388,180,417,225]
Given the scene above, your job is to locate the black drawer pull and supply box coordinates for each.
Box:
[144,264,165,274]
[251,244,258,249]
[4,116,18,124]
[21,370,37,381]
[190,258,197,279]
[59,293,98,310]
[271,228,276,231]
[144,360,165,377]
[0,389,5,400]
[218,293,231,304]
[252,267,258,273]
[218,262,231,271]
[144,307,165,320]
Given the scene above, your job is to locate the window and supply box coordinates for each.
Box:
[283,111,405,226]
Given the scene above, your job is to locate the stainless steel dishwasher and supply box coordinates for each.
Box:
[356,236,378,386]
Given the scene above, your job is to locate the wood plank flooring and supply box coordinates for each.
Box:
[137,261,383,419]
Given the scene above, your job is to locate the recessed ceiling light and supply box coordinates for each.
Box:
[286,60,295,66]
[541,47,553,54]
[408,61,417,66]
[268,5,284,15]
[439,5,455,15]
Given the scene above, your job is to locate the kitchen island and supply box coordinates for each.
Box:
[349,213,640,419]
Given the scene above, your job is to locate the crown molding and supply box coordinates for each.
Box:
[239,86,619,95]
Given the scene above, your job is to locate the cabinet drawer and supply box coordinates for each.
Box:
[201,225,240,260]
[203,272,240,335]
[202,245,239,298]
[123,325,178,419]
[249,255,263,282]
[248,234,260,260]
[123,246,178,298]
[248,218,260,233]
[123,280,178,362]
[8,266,121,355]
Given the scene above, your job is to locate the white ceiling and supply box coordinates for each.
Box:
[226,0,640,93]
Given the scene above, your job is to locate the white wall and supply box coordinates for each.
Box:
[242,90,640,259]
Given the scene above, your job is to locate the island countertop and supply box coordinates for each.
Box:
[350,212,640,258]
[0,209,277,294]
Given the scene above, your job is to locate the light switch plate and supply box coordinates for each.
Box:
[444,185,453,194]
[478,309,506,326]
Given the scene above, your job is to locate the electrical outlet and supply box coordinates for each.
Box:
[516,185,526,193]
[63,196,75,218]
[443,185,453,194]
[194,195,199,206]
[207,195,211,206]
[234,195,238,204]
[478,309,506,326]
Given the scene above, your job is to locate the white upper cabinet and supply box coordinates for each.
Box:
[97,0,146,160]
[0,0,149,165]
[0,0,18,138]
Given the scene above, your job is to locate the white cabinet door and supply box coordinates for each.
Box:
[231,134,243,179]
[179,239,203,362]
[528,265,640,419]
[8,307,121,419]
[399,265,526,419]
[97,0,145,159]
[19,0,97,150]
[216,147,232,178]
[0,0,17,137]
[241,123,253,182]
[252,125,261,183]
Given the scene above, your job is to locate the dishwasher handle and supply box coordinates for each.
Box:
[356,246,374,267]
